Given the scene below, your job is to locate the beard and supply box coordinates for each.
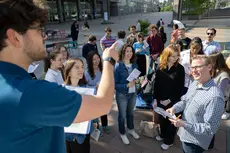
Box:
[23,38,48,62]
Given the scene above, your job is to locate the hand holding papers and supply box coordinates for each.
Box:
[126,68,141,82]
[154,107,176,120]
[64,86,95,134]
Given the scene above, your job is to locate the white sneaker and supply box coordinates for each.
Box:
[161,143,173,150]
[155,135,163,141]
[120,134,130,145]
[128,129,140,140]
[221,112,230,120]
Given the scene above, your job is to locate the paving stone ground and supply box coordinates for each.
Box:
[90,102,227,153]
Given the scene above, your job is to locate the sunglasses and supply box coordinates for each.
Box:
[207,33,214,36]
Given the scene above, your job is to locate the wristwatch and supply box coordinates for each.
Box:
[103,57,116,66]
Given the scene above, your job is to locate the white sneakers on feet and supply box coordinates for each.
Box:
[120,134,130,145]
[128,129,140,140]
[155,135,163,141]
[221,112,230,120]
[161,143,173,150]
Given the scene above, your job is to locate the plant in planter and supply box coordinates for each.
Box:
[139,19,150,36]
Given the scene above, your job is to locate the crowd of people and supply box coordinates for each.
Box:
[0,1,230,153]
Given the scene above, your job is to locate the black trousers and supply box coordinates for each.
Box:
[66,134,90,153]
[101,115,108,127]
[136,54,146,76]
[159,115,177,145]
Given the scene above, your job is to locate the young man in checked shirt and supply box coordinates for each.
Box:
[166,55,225,153]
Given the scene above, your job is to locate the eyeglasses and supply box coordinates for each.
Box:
[190,64,207,71]
[28,26,46,38]
[207,33,214,36]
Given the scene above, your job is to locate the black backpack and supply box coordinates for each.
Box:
[139,71,155,104]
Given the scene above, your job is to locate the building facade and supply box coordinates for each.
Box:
[44,0,159,23]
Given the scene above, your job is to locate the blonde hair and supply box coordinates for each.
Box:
[159,44,180,70]
[192,55,211,65]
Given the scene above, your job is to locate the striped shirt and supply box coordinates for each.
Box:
[172,79,225,150]
[100,35,116,49]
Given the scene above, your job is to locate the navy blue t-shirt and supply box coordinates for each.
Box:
[0,62,82,153]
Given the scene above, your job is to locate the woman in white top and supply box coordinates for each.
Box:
[180,37,204,94]
[82,21,90,43]
[44,49,65,85]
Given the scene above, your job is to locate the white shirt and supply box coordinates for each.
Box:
[180,50,192,87]
[136,22,141,32]
[45,68,64,85]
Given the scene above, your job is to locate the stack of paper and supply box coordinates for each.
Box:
[64,86,95,134]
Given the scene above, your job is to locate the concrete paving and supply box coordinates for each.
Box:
[43,12,229,153]
[90,101,227,153]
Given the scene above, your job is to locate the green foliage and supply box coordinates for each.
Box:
[161,5,173,12]
[128,19,150,35]
[183,8,206,15]
[139,19,150,35]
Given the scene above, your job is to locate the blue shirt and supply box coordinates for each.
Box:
[202,40,221,56]
[84,70,102,88]
[172,79,225,150]
[0,62,82,153]
[133,42,150,55]
[114,62,138,94]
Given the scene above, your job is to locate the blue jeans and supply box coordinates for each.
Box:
[182,142,205,153]
[116,92,137,135]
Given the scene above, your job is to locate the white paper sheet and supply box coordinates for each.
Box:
[154,107,176,119]
[64,86,95,134]
[90,129,101,141]
[126,68,141,82]
[64,121,91,134]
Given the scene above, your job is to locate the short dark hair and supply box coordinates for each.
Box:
[174,24,179,29]
[117,30,126,39]
[0,0,48,51]
[88,35,97,42]
[105,27,112,32]
[137,33,144,41]
[130,25,136,29]
[119,44,136,63]
[206,28,217,34]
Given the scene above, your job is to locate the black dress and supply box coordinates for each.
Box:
[153,64,185,145]
[71,21,79,42]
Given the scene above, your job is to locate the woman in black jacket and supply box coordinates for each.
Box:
[153,44,185,150]
[70,20,79,45]
[159,26,167,46]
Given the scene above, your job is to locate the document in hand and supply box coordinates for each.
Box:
[154,107,176,119]
[126,68,141,82]
[64,86,95,134]
[28,63,40,78]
